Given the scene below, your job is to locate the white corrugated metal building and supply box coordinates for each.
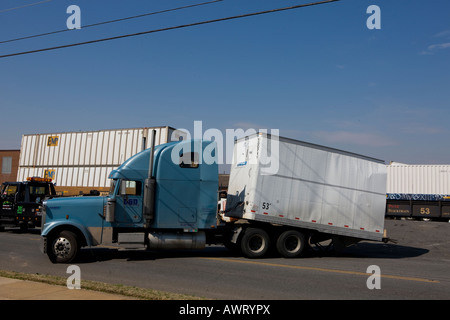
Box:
[17,126,185,195]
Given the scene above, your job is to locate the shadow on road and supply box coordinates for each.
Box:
[74,241,429,264]
[337,242,429,259]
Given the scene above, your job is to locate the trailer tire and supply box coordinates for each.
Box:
[48,230,79,263]
[276,230,305,258]
[240,227,270,258]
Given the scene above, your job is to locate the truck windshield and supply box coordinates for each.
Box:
[1,185,17,197]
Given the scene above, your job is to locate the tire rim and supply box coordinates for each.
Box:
[248,235,265,253]
[285,235,301,253]
[52,237,72,259]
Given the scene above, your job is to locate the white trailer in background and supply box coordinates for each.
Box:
[386,162,450,220]
[225,133,387,256]
[387,162,450,195]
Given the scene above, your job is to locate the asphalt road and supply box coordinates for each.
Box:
[1,219,449,300]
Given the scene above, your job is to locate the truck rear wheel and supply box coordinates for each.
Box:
[240,227,270,258]
[276,230,305,258]
[48,230,79,263]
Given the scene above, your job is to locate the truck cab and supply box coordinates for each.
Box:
[0,177,56,231]
[40,139,219,263]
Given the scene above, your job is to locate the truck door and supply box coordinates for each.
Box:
[177,152,200,227]
[1,183,23,216]
[115,180,143,224]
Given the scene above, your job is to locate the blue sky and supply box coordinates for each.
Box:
[1,0,449,165]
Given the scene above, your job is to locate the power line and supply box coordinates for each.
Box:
[0,0,53,14]
[0,0,224,44]
[0,0,339,59]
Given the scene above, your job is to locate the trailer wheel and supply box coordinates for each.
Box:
[48,230,79,263]
[276,230,305,258]
[240,227,270,258]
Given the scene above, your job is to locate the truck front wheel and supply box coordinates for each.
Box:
[240,227,270,258]
[276,230,305,258]
[48,230,79,263]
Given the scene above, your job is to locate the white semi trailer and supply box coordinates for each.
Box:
[224,133,387,257]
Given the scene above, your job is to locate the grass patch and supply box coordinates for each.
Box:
[0,270,206,300]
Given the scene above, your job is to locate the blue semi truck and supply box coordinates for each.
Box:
[40,132,388,263]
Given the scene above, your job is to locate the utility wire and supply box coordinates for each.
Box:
[0,0,224,44]
[0,0,53,14]
[0,0,339,59]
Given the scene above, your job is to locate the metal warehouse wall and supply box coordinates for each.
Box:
[387,162,450,195]
[17,126,185,195]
